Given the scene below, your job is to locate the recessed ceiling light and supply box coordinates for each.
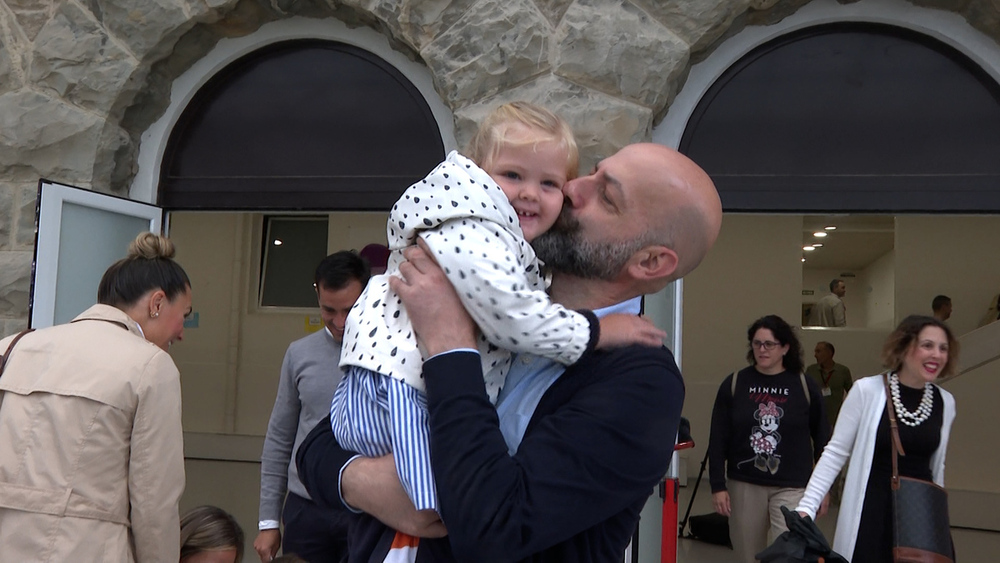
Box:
[801,258,806,262]
[273,239,283,246]
[812,243,823,247]
[813,232,827,237]
[803,246,816,251]
[824,226,836,230]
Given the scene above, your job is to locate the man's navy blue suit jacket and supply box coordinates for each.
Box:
[297,345,684,562]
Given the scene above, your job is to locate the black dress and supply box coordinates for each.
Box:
[852,383,944,562]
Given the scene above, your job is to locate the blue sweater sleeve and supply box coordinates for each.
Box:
[425,348,683,561]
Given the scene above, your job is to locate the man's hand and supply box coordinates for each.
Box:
[711,490,731,517]
[597,314,667,348]
[253,529,280,562]
[342,455,447,538]
[389,238,477,356]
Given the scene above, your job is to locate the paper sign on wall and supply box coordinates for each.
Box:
[305,315,323,333]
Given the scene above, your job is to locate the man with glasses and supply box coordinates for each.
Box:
[707,315,830,563]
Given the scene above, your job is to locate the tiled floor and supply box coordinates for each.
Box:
[673,481,1000,562]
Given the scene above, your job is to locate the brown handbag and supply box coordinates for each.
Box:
[882,373,954,563]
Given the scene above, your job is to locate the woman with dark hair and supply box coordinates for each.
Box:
[0,232,192,562]
[796,315,958,561]
[180,505,245,563]
[708,315,830,563]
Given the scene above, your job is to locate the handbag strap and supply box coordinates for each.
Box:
[882,371,907,491]
[0,328,35,379]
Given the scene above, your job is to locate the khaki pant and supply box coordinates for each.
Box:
[728,479,805,563]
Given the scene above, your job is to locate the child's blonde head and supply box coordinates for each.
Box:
[466,101,579,180]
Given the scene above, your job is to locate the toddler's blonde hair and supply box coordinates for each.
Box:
[465,101,579,180]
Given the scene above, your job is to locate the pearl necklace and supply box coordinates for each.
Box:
[889,372,934,427]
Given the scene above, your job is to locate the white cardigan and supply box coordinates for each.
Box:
[795,374,955,561]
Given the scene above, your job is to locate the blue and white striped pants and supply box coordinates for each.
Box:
[330,366,437,512]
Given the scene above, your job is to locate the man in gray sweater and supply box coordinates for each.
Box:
[254,251,370,562]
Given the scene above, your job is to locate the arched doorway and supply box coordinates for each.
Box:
[159,39,445,210]
[680,22,1000,212]
[142,33,453,542]
[661,16,1000,538]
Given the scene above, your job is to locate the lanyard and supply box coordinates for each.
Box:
[821,367,834,387]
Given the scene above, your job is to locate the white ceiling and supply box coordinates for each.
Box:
[801,215,895,272]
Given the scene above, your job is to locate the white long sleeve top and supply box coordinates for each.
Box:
[339,151,593,402]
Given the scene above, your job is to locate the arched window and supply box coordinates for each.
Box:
[160,40,445,210]
[681,23,1000,212]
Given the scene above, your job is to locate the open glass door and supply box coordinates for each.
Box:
[31,180,163,329]
[628,280,683,563]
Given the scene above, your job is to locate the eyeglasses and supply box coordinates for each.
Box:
[752,340,781,351]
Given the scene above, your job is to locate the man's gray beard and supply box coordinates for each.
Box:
[532,211,646,281]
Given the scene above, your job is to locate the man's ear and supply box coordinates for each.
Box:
[627,245,679,281]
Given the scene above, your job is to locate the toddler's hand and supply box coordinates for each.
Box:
[597,314,667,349]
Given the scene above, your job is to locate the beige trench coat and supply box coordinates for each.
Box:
[0,304,185,562]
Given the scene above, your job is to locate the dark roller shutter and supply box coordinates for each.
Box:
[159,40,445,210]
[680,23,1000,212]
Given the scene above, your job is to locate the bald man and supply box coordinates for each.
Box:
[297,143,723,562]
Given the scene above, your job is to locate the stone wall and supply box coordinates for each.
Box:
[2,0,1000,337]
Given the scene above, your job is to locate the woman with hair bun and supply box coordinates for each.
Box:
[0,232,192,562]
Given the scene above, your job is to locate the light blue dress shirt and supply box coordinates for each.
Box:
[495,296,643,454]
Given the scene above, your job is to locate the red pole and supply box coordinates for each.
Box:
[664,440,694,563]
[661,477,679,563]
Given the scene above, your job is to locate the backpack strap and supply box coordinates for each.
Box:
[0,329,35,378]
[800,372,811,406]
[730,370,739,396]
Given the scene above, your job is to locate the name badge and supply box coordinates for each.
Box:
[822,386,832,397]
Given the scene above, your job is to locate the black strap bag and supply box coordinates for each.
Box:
[0,329,34,378]
[883,373,953,563]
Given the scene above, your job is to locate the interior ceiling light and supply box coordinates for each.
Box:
[273,239,283,246]
[812,243,823,247]
[813,232,828,237]
[803,245,816,251]
[824,226,837,230]
[801,257,806,262]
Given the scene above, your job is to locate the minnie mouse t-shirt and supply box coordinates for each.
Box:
[708,366,829,491]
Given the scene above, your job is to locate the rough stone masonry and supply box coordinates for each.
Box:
[1,0,999,336]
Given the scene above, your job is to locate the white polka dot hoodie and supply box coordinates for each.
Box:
[339,151,596,403]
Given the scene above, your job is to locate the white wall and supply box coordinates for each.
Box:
[236,212,388,435]
[802,250,896,330]
[860,250,895,329]
[682,214,803,470]
[168,212,247,433]
[942,356,1000,530]
[169,211,389,435]
[802,268,867,327]
[895,215,1000,336]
